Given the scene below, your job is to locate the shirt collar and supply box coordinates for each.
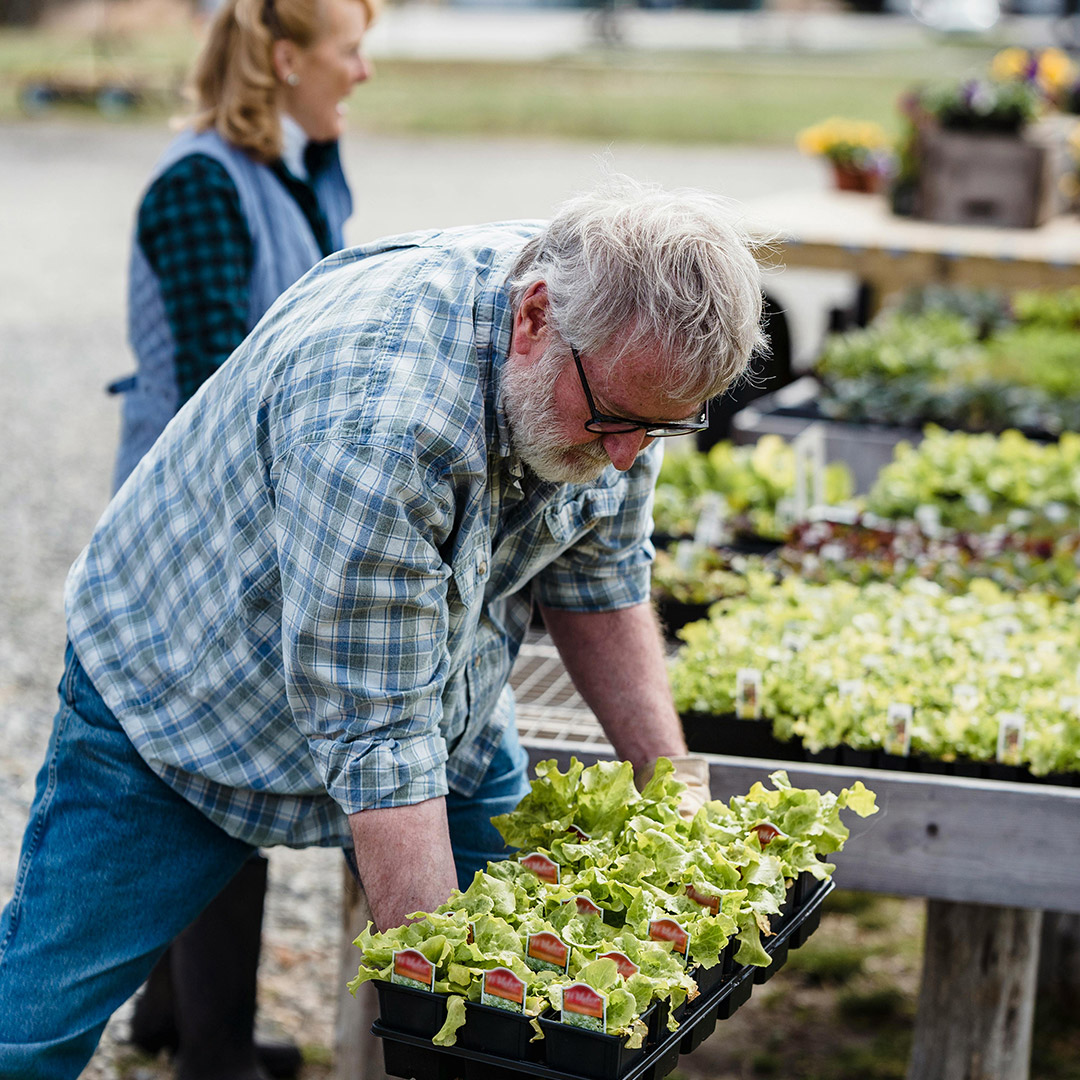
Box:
[280,113,309,181]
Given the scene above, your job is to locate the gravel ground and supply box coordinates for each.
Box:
[0,119,845,1078]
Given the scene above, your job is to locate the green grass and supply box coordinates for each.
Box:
[0,23,1008,145]
[784,940,869,984]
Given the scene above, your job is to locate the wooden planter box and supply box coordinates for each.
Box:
[915,123,1066,229]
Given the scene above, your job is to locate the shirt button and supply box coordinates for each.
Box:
[477,561,488,577]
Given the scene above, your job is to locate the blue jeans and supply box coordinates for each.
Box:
[0,645,529,1079]
[445,719,530,890]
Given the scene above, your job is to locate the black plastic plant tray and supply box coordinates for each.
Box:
[372,878,834,1080]
[680,713,805,763]
[655,599,711,639]
[680,720,1080,789]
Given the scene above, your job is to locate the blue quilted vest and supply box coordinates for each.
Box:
[113,128,352,491]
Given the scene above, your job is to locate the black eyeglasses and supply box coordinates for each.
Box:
[570,346,709,439]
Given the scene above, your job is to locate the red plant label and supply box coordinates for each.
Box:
[481,967,526,1013]
[561,982,607,1032]
[571,895,603,918]
[752,823,781,846]
[686,883,721,914]
[526,931,570,974]
[521,851,560,885]
[649,917,690,962]
[598,951,639,980]
[391,948,435,991]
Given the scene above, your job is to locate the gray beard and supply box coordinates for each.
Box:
[502,345,612,485]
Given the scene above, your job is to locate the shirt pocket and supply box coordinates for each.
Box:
[446,543,491,628]
[542,480,627,547]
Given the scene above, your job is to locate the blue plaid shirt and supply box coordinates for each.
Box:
[66,222,660,850]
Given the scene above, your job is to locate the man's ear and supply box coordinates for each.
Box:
[271,38,298,84]
[510,281,548,357]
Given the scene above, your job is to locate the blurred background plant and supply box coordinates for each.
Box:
[796,116,895,191]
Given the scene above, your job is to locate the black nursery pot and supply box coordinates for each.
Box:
[838,746,877,769]
[375,981,449,1039]
[715,967,754,1020]
[914,754,950,776]
[680,712,803,762]
[794,872,818,909]
[538,1005,654,1080]
[656,598,711,638]
[457,1001,544,1062]
[689,938,736,1001]
[949,757,983,778]
[878,751,913,774]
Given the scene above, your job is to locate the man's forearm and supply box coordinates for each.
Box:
[348,797,459,931]
[539,602,688,772]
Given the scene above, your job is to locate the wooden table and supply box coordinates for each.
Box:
[744,188,1080,310]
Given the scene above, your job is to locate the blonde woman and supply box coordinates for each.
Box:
[111,0,375,1076]
[112,0,375,490]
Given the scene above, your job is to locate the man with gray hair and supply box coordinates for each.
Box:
[0,175,765,1078]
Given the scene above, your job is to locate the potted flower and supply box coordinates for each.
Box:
[904,73,1061,227]
[990,46,1077,113]
[796,116,893,194]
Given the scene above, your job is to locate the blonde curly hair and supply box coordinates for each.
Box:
[185,0,377,164]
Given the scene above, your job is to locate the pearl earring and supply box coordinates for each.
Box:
[286,73,300,86]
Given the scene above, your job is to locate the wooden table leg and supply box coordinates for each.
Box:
[907,899,1042,1080]
[335,865,390,1080]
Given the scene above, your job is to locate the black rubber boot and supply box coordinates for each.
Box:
[129,949,179,1055]
[137,854,302,1080]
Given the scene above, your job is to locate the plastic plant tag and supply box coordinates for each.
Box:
[693,493,729,549]
[914,504,942,538]
[751,822,782,846]
[685,883,721,914]
[526,931,570,974]
[569,895,604,919]
[792,422,826,521]
[649,917,691,964]
[953,684,979,712]
[391,948,436,991]
[735,668,762,720]
[674,539,700,573]
[996,713,1025,766]
[598,951,639,980]
[561,982,607,1033]
[883,703,913,757]
[481,967,527,1013]
[520,851,560,885]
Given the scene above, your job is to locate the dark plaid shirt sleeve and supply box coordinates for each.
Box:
[136,153,254,406]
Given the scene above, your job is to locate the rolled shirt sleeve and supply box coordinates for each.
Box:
[274,437,456,813]
[531,443,662,613]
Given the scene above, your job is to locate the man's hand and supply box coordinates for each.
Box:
[637,754,713,818]
[348,797,459,931]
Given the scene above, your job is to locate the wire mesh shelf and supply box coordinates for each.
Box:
[509,631,612,755]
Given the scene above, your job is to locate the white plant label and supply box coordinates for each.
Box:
[884,703,913,757]
[996,712,1025,766]
[735,667,763,720]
